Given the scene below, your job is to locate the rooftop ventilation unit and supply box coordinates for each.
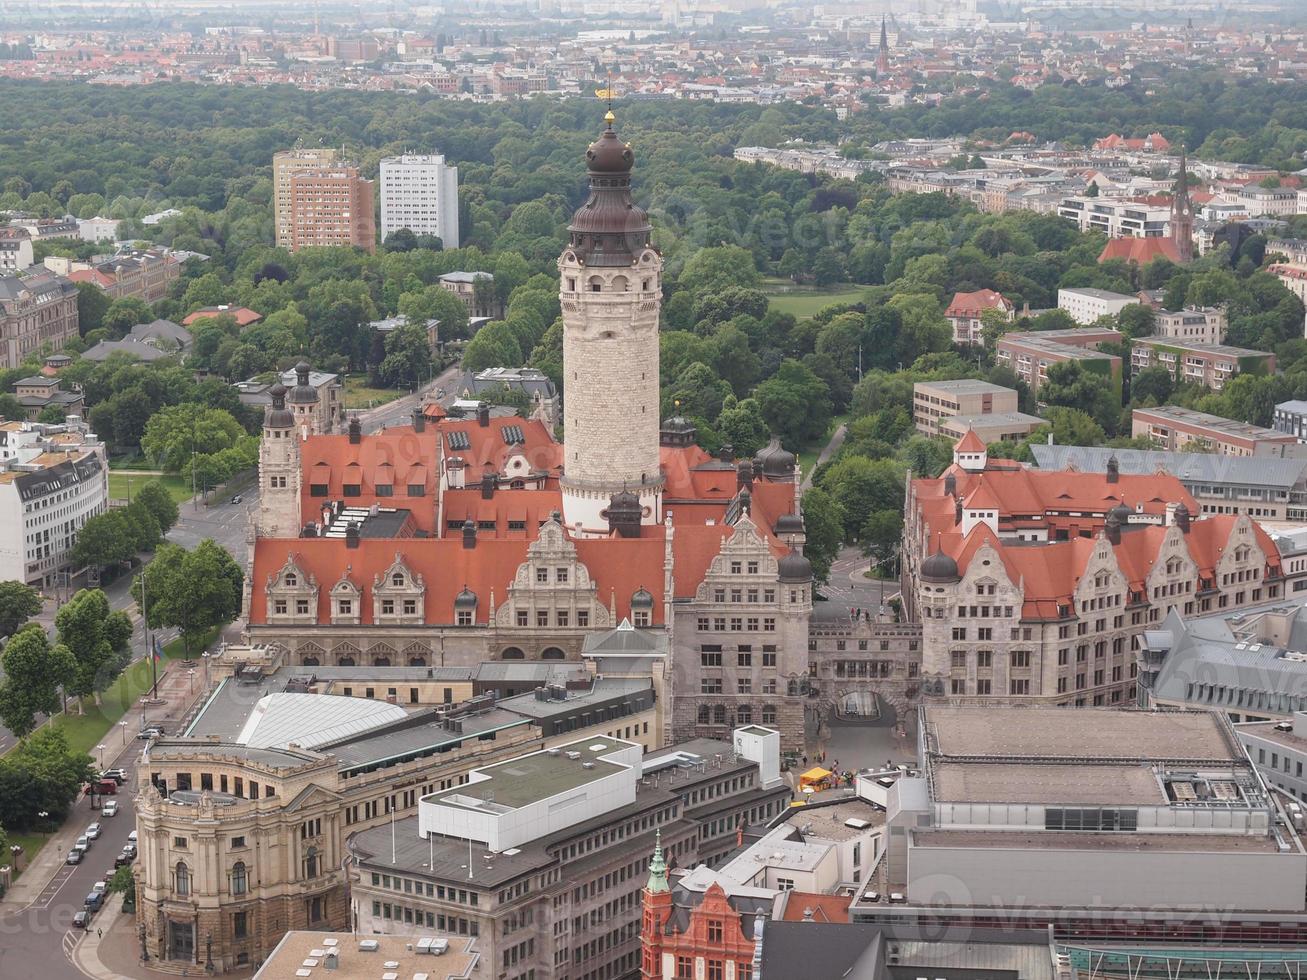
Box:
[565,751,582,760]
[358,939,380,952]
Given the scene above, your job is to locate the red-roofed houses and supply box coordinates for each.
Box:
[945,288,1014,346]
[901,435,1285,707]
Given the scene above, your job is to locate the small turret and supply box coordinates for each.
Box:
[645,829,669,893]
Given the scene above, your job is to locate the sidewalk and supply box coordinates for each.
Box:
[1,661,205,912]
[82,899,258,980]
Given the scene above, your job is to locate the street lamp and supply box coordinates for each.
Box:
[37,810,49,836]
[119,720,129,746]
[96,743,107,770]
[187,668,196,694]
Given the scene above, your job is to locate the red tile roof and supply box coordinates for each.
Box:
[1098,237,1183,265]
[946,289,1012,319]
[182,305,262,326]
[955,430,987,454]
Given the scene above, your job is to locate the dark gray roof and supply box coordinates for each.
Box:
[581,622,669,657]
[497,677,653,720]
[129,318,191,348]
[1030,443,1307,492]
[81,339,170,362]
[760,922,885,980]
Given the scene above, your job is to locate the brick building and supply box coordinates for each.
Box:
[288,167,375,253]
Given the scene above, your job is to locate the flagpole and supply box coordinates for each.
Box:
[142,568,158,701]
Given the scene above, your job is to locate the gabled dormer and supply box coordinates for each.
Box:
[372,555,425,625]
[266,555,319,625]
[330,569,361,626]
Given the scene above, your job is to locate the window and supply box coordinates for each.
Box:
[536,567,548,583]
[556,568,569,583]
[1010,650,1030,668]
[701,648,723,667]
[231,861,248,896]
[457,610,473,626]
[233,911,248,939]
[707,920,723,943]
[174,862,190,897]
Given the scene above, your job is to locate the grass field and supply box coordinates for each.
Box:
[107,471,192,504]
[760,279,872,319]
[10,832,46,880]
[343,377,406,410]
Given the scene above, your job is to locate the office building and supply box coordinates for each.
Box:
[380,154,460,247]
[0,417,106,587]
[1275,400,1307,443]
[849,705,1307,940]
[911,379,1018,437]
[1236,712,1307,804]
[289,168,376,253]
[273,147,339,247]
[0,269,79,369]
[1131,405,1303,457]
[1057,287,1139,325]
[346,728,791,980]
[1130,336,1274,391]
[254,932,479,980]
[901,433,1287,707]
[995,328,1122,398]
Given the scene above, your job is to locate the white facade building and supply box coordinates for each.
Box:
[1057,287,1139,325]
[77,216,121,242]
[379,154,460,247]
[0,418,108,587]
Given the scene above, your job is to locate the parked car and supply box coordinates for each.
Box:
[83,891,103,912]
[230,494,243,505]
[101,769,127,784]
[91,879,108,893]
[66,850,83,865]
[122,842,137,858]
[114,850,133,868]
[74,835,90,854]
[100,801,118,818]
[72,910,92,929]
[85,822,102,841]
[127,830,138,845]
[136,727,164,740]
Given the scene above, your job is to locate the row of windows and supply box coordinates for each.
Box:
[696,617,777,632]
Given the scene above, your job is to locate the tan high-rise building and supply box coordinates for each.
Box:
[558,112,664,536]
[288,168,375,253]
[272,147,338,248]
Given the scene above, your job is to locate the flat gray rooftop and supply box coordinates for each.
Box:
[925,706,1241,763]
[912,829,1282,853]
[932,762,1166,806]
[914,379,1014,395]
[429,736,630,812]
[781,798,885,842]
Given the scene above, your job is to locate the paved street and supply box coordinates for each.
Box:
[358,365,459,433]
[818,545,899,613]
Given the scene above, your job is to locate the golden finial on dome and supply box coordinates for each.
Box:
[604,109,616,126]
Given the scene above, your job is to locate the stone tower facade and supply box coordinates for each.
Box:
[1171,147,1194,264]
[559,111,664,536]
[258,383,301,537]
[288,360,321,438]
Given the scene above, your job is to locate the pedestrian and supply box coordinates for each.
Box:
[802,755,808,766]
[97,928,102,939]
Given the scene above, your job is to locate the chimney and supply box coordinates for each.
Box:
[462,518,476,549]
[1106,454,1119,484]
[1175,502,1191,533]
[348,415,361,444]
[1105,512,1121,546]
[480,468,497,500]
[412,407,425,432]
[476,402,490,427]
[718,443,735,463]
[943,472,956,497]
[954,496,963,524]
[736,458,754,492]
[345,521,360,549]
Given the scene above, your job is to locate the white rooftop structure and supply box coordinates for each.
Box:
[234,693,408,750]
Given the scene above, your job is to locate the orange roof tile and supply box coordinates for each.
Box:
[955,430,986,453]
[1098,237,1183,265]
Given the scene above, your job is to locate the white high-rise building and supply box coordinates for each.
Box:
[378,154,459,247]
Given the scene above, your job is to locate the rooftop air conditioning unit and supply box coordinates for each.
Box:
[566,751,581,760]
[358,939,379,952]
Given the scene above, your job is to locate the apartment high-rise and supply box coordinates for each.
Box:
[288,168,376,253]
[379,154,459,247]
[272,147,339,248]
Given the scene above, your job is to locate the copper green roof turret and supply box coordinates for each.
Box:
[646,829,669,893]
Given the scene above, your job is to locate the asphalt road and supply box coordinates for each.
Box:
[0,743,145,980]
[358,366,459,434]
[819,546,899,614]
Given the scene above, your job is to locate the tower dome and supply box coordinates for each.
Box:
[920,549,960,584]
[288,361,317,405]
[660,414,697,447]
[265,383,294,429]
[777,548,813,583]
[774,513,805,535]
[755,436,796,480]
[566,111,651,267]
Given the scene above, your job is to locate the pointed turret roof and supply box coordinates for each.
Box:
[955,429,986,454]
[646,829,669,893]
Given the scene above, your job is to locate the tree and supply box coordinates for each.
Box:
[0,626,76,738]
[377,321,434,389]
[101,297,152,338]
[754,360,832,446]
[1130,365,1174,406]
[399,285,469,340]
[1040,361,1121,433]
[75,282,111,336]
[716,398,770,458]
[0,580,42,638]
[862,510,903,576]
[56,588,133,711]
[800,487,845,586]
[140,404,245,472]
[0,728,94,831]
[678,245,760,297]
[133,541,243,660]
[69,509,136,569]
[816,455,906,539]
[134,480,180,534]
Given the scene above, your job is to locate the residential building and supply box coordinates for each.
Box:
[369,314,439,353]
[128,318,191,354]
[76,215,120,242]
[1057,196,1171,239]
[1131,405,1303,457]
[80,338,171,363]
[289,168,376,253]
[347,728,790,980]
[848,705,1307,942]
[901,433,1287,707]
[0,418,106,587]
[911,379,1019,437]
[254,932,479,980]
[943,288,1012,346]
[1057,287,1139,325]
[995,328,1122,398]
[379,154,460,247]
[458,366,559,425]
[0,269,79,369]
[10,376,84,420]
[1275,400,1307,443]
[0,228,33,272]
[1153,305,1227,344]
[234,362,343,435]
[273,147,340,248]
[1130,336,1274,391]
[1030,443,1307,522]
[1138,599,1307,722]
[439,271,500,320]
[8,216,79,241]
[1238,185,1300,217]
[1236,712,1307,804]
[61,247,181,302]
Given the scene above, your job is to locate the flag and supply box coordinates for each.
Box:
[152,637,164,662]
[594,86,617,101]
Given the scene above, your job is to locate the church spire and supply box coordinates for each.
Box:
[646,829,669,893]
[877,16,890,76]
[1171,145,1194,264]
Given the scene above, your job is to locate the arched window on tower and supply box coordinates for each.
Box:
[174,862,190,897]
[231,862,248,896]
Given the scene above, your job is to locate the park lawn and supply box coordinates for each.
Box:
[107,471,192,504]
[343,376,406,410]
[44,628,219,759]
[9,832,46,880]
[761,281,872,319]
